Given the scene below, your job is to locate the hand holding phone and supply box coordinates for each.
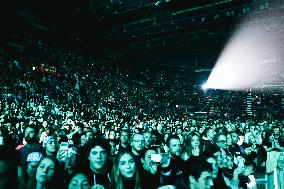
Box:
[151,153,170,165]
[57,142,69,162]
[237,136,244,145]
[151,154,162,163]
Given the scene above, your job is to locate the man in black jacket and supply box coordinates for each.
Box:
[159,134,186,186]
[82,137,112,189]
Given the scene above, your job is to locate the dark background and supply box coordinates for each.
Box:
[1,0,284,69]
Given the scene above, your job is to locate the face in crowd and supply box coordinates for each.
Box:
[226,124,233,132]
[108,140,117,156]
[25,126,37,144]
[226,134,232,146]
[249,126,255,133]
[157,124,163,133]
[131,134,145,154]
[273,127,280,137]
[188,160,214,189]
[206,129,216,141]
[216,134,227,150]
[81,135,87,146]
[36,157,56,185]
[190,135,200,148]
[88,146,107,173]
[141,149,158,174]
[109,130,115,140]
[66,152,79,170]
[168,137,182,157]
[231,132,239,144]
[176,128,183,135]
[143,132,152,148]
[86,131,94,142]
[119,153,136,179]
[189,170,214,189]
[248,135,256,144]
[226,156,234,170]
[120,131,130,145]
[68,173,91,189]
[46,138,57,155]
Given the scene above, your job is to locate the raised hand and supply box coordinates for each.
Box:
[192,146,200,156]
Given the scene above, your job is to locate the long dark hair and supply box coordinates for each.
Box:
[35,156,63,189]
[184,132,203,157]
[109,150,141,189]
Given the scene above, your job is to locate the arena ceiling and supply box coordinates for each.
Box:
[1,0,284,67]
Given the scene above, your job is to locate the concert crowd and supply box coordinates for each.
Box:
[0,40,283,189]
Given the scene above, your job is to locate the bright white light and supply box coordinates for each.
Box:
[201,83,208,91]
[206,15,284,90]
[247,175,256,188]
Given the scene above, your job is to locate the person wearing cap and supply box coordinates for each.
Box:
[42,135,58,157]
[18,151,43,189]
[63,146,81,187]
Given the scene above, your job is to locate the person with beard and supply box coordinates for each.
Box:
[140,148,160,189]
[42,135,58,157]
[18,124,43,178]
[159,134,186,187]
[143,131,153,149]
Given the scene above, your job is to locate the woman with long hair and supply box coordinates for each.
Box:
[181,132,204,161]
[34,156,63,189]
[108,150,141,189]
[18,152,43,189]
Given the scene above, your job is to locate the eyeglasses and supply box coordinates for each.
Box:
[133,140,145,143]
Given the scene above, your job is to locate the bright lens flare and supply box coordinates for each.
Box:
[205,15,284,90]
[202,83,208,91]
